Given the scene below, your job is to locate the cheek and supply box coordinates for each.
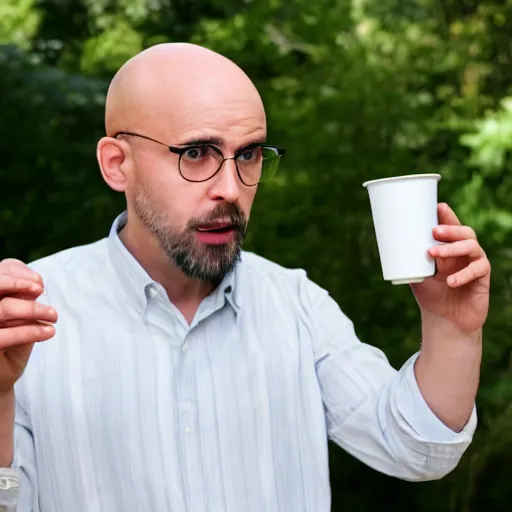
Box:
[240,187,258,219]
[132,151,179,188]
[141,175,208,228]
[129,154,184,206]
[124,171,173,223]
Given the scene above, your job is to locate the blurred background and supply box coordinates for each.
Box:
[0,0,511,510]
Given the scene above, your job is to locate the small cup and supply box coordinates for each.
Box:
[362,173,441,285]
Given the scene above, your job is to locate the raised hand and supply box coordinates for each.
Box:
[0,259,57,393]
[411,203,491,335]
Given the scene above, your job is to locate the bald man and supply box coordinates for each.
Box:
[0,43,490,512]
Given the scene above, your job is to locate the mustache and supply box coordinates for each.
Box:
[188,203,247,232]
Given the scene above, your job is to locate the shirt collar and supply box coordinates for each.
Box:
[107,211,241,315]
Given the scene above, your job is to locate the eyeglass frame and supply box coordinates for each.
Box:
[114,131,286,187]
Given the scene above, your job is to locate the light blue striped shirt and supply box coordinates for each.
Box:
[3,212,476,511]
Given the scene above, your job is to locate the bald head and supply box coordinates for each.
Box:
[98,44,267,286]
[105,43,265,139]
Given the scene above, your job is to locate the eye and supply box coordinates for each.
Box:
[239,150,254,161]
[183,146,206,160]
[239,147,261,162]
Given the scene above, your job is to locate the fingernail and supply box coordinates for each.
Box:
[436,226,444,234]
[42,325,54,334]
[448,276,456,286]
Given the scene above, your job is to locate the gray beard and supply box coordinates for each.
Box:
[134,185,245,284]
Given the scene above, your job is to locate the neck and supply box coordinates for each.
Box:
[119,214,215,322]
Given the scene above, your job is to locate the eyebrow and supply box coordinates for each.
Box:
[176,137,268,149]
[178,137,224,146]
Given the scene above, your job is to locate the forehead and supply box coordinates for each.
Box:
[159,79,267,146]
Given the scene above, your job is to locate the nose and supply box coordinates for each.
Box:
[207,158,242,203]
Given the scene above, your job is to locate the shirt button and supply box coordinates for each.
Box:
[147,286,158,298]
[185,426,193,434]
[224,285,232,294]
[182,342,188,353]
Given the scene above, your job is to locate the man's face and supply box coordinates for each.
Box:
[125,91,266,283]
[133,182,248,283]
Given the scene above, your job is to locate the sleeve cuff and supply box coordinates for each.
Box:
[0,468,20,491]
[0,467,20,512]
[397,353,477,444]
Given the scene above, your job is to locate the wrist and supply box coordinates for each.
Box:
[0,389,15,403]
[0,391,15,467]
[421,310,482,347]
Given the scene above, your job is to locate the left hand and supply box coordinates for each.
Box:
[411,203,491,335]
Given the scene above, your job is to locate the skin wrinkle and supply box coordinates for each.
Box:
[97,43,267,322]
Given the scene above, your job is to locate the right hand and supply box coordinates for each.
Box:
[0,259,58,393]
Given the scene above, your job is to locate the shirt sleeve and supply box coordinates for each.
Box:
[302,276,476,481]
[5,270,50,511]
[0,398,39,512]
[0,276,47,512]
[8,399,39,512]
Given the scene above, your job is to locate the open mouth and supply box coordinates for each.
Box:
[196,222,236,234]
[194,222,238,245]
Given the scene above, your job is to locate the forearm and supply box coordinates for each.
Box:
[415,313,482,432]
[0,391,14,467]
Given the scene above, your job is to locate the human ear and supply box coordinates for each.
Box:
[96,137,129,192]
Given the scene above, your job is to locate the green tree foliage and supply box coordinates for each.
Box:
[0,1,510,510]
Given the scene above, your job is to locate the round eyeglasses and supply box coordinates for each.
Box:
[115,131,286,187]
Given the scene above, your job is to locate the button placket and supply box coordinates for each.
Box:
[177,400,204,509]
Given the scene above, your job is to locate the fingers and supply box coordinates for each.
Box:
[445,257,491,288]
[0,260,57,352]
[0,323,55,349]
[437,203,462,227]
[428,233,490,287]
[0,298,58,324]
[0,260,44,300]
[0,260,43,284]
[0,275,44,298]
[429,239,483,260]
[433,225,477,243]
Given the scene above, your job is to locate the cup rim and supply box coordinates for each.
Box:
[362,173,442,188]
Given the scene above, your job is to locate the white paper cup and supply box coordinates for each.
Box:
[362,173,441,285]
